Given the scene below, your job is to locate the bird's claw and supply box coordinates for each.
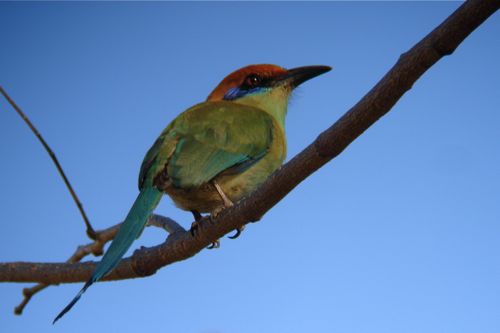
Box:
[228,225,245,239]
[207,240,220,249]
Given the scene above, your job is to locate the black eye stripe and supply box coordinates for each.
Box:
[241,74,268,90]
[224,74,270,100]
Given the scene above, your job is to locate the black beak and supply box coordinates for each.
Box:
[282,65,332,88]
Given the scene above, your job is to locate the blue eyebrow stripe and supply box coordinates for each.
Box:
[223,87,244,100]
[223,87,266,100]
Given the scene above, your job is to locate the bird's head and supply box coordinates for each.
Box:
[207,64,331,125]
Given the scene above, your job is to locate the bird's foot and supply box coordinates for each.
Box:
[228,225,245,239]
[190,220,220,250]
[193,182,238,249]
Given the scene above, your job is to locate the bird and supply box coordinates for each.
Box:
[53,63,331,323]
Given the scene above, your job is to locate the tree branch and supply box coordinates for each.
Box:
[0,0,498,286]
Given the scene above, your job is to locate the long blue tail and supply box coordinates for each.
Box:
[53,186,162,323]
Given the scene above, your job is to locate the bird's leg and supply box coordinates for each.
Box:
[197,181,234,249]
[213,181,234,209]
[190,210,202,236]
[212,181,244,239]
[211,181,234,217]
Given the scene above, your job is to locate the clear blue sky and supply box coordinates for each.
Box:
[1,2,499,332]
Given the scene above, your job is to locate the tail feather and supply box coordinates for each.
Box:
[53,186,162,323]
[53,280,92,324]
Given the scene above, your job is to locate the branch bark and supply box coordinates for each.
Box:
[1,0,498,285]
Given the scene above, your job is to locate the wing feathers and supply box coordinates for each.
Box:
[138,101,275,189]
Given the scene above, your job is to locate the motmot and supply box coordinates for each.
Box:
[54,64,331,322]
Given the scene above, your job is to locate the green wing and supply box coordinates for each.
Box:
[139,101,274,189]
[138,134,171,190]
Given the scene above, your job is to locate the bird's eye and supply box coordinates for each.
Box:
[243,74,262,89]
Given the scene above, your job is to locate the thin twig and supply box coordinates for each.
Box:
[13,214,184,314]
[148,214,186,234]
[14,284,48,315]
[0,86,97,240]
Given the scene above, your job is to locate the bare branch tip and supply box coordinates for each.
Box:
[14,284,48,316]
[1,85,97,241]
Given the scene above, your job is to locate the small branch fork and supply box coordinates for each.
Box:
[1,0,498,316]
[0,86,97,240]
[13,215,184,314]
